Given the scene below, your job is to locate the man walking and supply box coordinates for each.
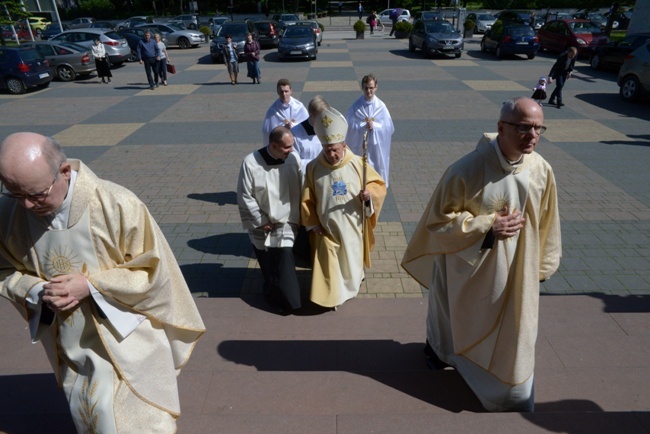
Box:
[137,30,161,90]
[262,78,308,146]
[548,47,577,109]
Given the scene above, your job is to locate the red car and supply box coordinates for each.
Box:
[1,23,38,41]
[537,19,608,56]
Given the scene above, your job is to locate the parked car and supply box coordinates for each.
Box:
[409,19,463,58]
[480,22,539,59]
[210,17,230,37]
[413,11,444,22]
[542,12,573,22]
[67,17,95,29]
[573,11,607,30]
[137,23,205,49]
[27,17,51,34]
[377,9,412,26]
[170,14,198,30]
[0,46,53,94]
[466,12,496,33]
[493,10,532,25]
[537,19,608,56]
[87,21,114,30]
[21,41,94,81]
[253,20,281,48]
[50,29,131,66]
[618,43,650,102]
[2,23,37,41]
[277,24,317,61]
[271,13,300,30]
[590,33,650,71]
[210,21,258,63]
[296,20,322,46]
[116,16,153,30]
[41,22,69,40]
[118,26,168,54]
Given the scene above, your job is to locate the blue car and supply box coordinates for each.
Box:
[0,46,53,94]
[480,22,539,59]
[41,22,69,40]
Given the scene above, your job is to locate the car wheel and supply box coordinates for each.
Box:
[57,65,76,81]
[178,37,190,49]
[480,40,487,53]
[128,49,138,62]
[496,45,503,59]
[455,52,461,58]
[527,53,535,60]
[590,54,601,70]
[189,23,197,30]
[408,37,416,52]
[619,75,641,102]
[5,77,26,94]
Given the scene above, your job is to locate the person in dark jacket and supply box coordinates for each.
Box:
[548,47,577,109]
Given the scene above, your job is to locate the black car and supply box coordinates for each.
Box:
[210,21,258,63]
[480,22,539,59]
[590,33,650,71]
[409,19,464,59]
[277,24,317,61]
[116,29,145,62]
[254,20,281,48]
[493,10,532,25]
[0,46,53,94]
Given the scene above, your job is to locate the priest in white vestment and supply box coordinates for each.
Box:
[262,78,308,146]
[0,132,205,433]
[301,107,387,308]
[291,95,330,174]
[402,98,561,412]
[346,74,395,187]
[238,126,303,313]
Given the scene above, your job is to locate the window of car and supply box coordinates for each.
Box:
[54,46,74,55]
[478,14,494,20]
[104,31,122,40]
[284,26,311,37]
[508,26,534,37]
[17,48,43,61]
[218,24,248,36]
[35,44,55,56]
[569,21,601,34]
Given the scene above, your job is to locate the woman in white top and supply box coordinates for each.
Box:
[154,33,170,86]
[91,39,112,84]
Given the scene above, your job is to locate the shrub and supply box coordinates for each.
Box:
[199,25,211,37]
[394,21,413,33]
[464,19,475,31]
[353,20,366,32]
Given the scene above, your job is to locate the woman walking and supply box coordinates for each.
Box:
[154,33,170,86]
[244,32,261,84]
[221,34,239,85]
[91,38,112,84]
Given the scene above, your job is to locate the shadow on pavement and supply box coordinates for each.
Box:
[576,92,650,122]
[543,293,650,313]
[188,191,237,205]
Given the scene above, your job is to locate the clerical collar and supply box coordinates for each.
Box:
[259,146,284,166]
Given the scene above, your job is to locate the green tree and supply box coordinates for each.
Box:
[1,0,30,45]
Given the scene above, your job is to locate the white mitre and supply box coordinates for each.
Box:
[313,107,348,145]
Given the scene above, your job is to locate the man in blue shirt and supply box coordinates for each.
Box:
[137,30,161,90]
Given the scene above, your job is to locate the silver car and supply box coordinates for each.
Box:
[466,12,496,34]
[170,14,198,30]
[210,17,229,37]
[67,17,95,29]
[20,40,95,81]
[50,29,131,66]
[137,23,205,49]
[618,43,650,102]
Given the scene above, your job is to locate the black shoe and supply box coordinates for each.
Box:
[557,102,565,107]
[150,86,155,90]
[107,78,111,83]
[423,341,452,370]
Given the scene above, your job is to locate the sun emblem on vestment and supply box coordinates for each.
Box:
[44,246,82,276]
[491,193,511,214]
[364,117,374,122]
[321,115,333,127]
[332,181,347,196]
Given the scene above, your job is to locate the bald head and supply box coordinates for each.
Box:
[0,132,69,216]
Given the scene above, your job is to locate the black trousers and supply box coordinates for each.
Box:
[142,57,159,87]
[254,246,301,310]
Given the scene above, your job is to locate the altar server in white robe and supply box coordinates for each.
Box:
[301,106,386,308]
[291,95,330,174]
[0,132,205,433]
[238,126,303,312]
[346,74,395,187]
[262,78,308,146]
[401,97,561,412]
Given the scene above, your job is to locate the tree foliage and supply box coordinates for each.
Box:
[1,0,30,25]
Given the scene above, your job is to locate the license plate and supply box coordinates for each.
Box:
[39,73,50,78]
[290,50,302,55]
[516,41,528,45]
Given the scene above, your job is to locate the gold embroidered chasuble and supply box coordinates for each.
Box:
[0,160,205,431]
[402,134,561,386]
[301,149,386,307]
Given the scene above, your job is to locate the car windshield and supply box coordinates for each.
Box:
[508,26,535,37]
[570,22,601,34]
[166,24,184,31]
[60,42,87,51]
[285,26,312,37]
[478,14,495,20]
[18,48,42,61]
[218,24,248,36]
[282,15,299,21]
[426,21,454,33]
[104,31,123,40]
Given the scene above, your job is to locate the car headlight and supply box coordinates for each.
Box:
[576,38,586,45]
[427,37,438,44]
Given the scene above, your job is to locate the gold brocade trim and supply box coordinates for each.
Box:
[321,115,332,127]
[78,377,100,433]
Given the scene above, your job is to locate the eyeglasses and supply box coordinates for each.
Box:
[1,173,58,202]
[501,121,547,135]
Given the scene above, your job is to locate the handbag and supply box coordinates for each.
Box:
[166,63,176,74]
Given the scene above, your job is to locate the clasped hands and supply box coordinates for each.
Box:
[310,190,372,236]
[492,206,525,240]
[42,273,90,312]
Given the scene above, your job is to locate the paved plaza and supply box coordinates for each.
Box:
[1,30,649,432]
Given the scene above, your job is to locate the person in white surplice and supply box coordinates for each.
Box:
[0,132,205,433]
[291,95,330,175]
[261,78,308,146]
[346,74,395,187]
[402,97,561,412]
